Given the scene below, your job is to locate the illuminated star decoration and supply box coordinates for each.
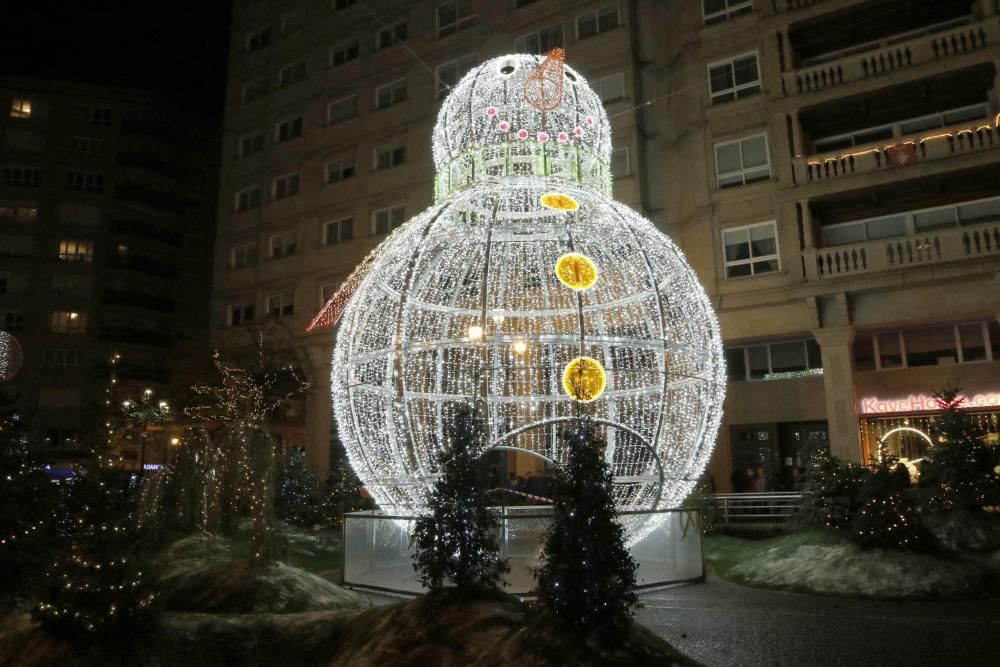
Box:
[186,332,310,424]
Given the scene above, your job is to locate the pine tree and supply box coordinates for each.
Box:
[920,387,1000,513]
[322,451,374,527]
[851,453,928,551]
[276,447,324,528]
[412,403,507,590]
[535,419,638,634]
[794,442,865,530]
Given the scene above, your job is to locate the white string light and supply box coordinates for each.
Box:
[0,331,23,381]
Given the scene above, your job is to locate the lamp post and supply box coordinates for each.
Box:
[121,389,172,476]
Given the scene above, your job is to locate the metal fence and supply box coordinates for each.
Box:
[707,493,803,531]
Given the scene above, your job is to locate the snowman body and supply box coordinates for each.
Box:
[332,54,725,539]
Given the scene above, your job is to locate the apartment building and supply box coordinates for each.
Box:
[0,77,217,462]
[217,0,1000,490]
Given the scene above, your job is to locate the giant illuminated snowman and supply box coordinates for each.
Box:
[313,51,725,541]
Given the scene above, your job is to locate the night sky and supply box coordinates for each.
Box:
[1,1,232,124]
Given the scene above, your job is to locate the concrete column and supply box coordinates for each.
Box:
[790,109,805,157]
[781,29,795,71]
[811,326,863,463]
[304,365,332,476]
[800,199,816,249]
[981,0,996,18]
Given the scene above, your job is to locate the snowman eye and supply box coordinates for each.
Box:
[565,71,577,82]
[497,58,518,77]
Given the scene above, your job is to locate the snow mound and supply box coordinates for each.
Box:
[730,542,983,600]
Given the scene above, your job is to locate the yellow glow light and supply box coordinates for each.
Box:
[512,340,527,354]
[467,325,483,340]
[555,252,598,290]
[540,192,579,211]
[562,356,607,402]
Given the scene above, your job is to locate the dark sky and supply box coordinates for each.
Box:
[1,1,232,124]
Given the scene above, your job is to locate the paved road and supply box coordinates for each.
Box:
[637,577,1000,667]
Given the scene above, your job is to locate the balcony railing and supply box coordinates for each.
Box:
[795,118,1000,183]
[804,220,1000,280]
[784,16,997,95]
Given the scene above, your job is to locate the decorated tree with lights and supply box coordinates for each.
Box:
[412,403,508,590]
[535,419,638,634]
[276,446,324,528]
[795,442,865,530]
[851,452,928,551]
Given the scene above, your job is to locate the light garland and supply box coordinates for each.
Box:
[330,53,726,542]
[0,331,23,381]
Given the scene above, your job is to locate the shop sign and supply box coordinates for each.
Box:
[859,391,1000,415]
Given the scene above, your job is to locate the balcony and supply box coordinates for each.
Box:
[99,327,174,348]
[804,219,1000,280]
[794,117,1000,184]
[784,16,998,95]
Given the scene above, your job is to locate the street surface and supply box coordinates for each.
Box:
[638,577,1000,667]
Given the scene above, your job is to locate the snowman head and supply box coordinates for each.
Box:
[431,51,613,201]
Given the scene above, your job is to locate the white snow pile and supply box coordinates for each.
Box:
[729,542,984,599]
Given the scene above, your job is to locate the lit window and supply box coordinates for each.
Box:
[325,157,356,183]
[58,240,94,262]
[10,99,31,119]
[2,166,42,188]
[709,53,761,104]
[611,147,630,178]
[372,205,405,235]
[267,293,294,318]
[275,115,304,142]
[516,25,564,55]
[374,80,407,109]
[576,3,619,40]
[228,303,254,327]
[722,221,779,278]
[376,21,408,50]
[374,144,406,170]
[703,0,752,25]
[331,40,360,66]
[116,243,128,256]
[269,230,297,258]
[327,96,359,123]
[51,311,87,334]
[323,217,354,245]
[2,311,25,332]
[278,61,306,88]
[272,173,300,200]
[592,73,625,104]
[436,55,478,100]
[238,132,263,157]
[242,79,267,104]
[64,171,104,193]
[715,134,770,188]
[230,242,258,269]
[281,8,306,34]
[245,27,271,52]
[437,0,477,37]
[235,186,261,211]
[726,338,822,381]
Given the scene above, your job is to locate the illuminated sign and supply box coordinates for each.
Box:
[859,391,1000,415]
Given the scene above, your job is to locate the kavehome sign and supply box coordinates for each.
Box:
[859,392,1000,415]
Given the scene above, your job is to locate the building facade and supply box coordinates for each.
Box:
[216,0,1000,489]
[0,77,217,465]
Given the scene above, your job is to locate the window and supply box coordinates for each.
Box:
[43,350,83,369]
[0,275,5,294]
[334,0,357,9]
[374,144,406,170]
[514,0,541,8]
[592,73,625,103]
[116,243,128,256]
[269,230,297,258]
[703,0,753,25]
[436,55,478,99]
[238,132,264,156]
[230,242,258,269]
[245,27,271,52]
[373,205,405,234]
[854,322,997,370]
[3,311,25,332]
[0,206,38,222]
[65,171,104,193]
[69,136,105,157]
[2,166,42,188]
[325,157,355,183]
[327,96,359,123]
[331,40,360,66]
[51,274,88,297]
[228,303,254,327]
[278,61,306,88]
[272,173,300,200]
[437,0,477,37]
[281,9,305,34]
[814,103,989,153]
[374,80,407,109]
[320,282,340,306]
[576,3,619,39]
[726,338,822,381]
[611,147,630,178]
[58,240,94,262]
[376,21,407,49]
[709,52,761,104]
[234,186,261,211]
[51,311,87,334]
[10,99,31,118]
[267,293,294,318]
[722,222,779,278]
[275,115,304,142]
[242,78,266,104]
[516,25,563,54]
[323,217,354,245]
[74,105,111,125]
[715,134,770,188]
